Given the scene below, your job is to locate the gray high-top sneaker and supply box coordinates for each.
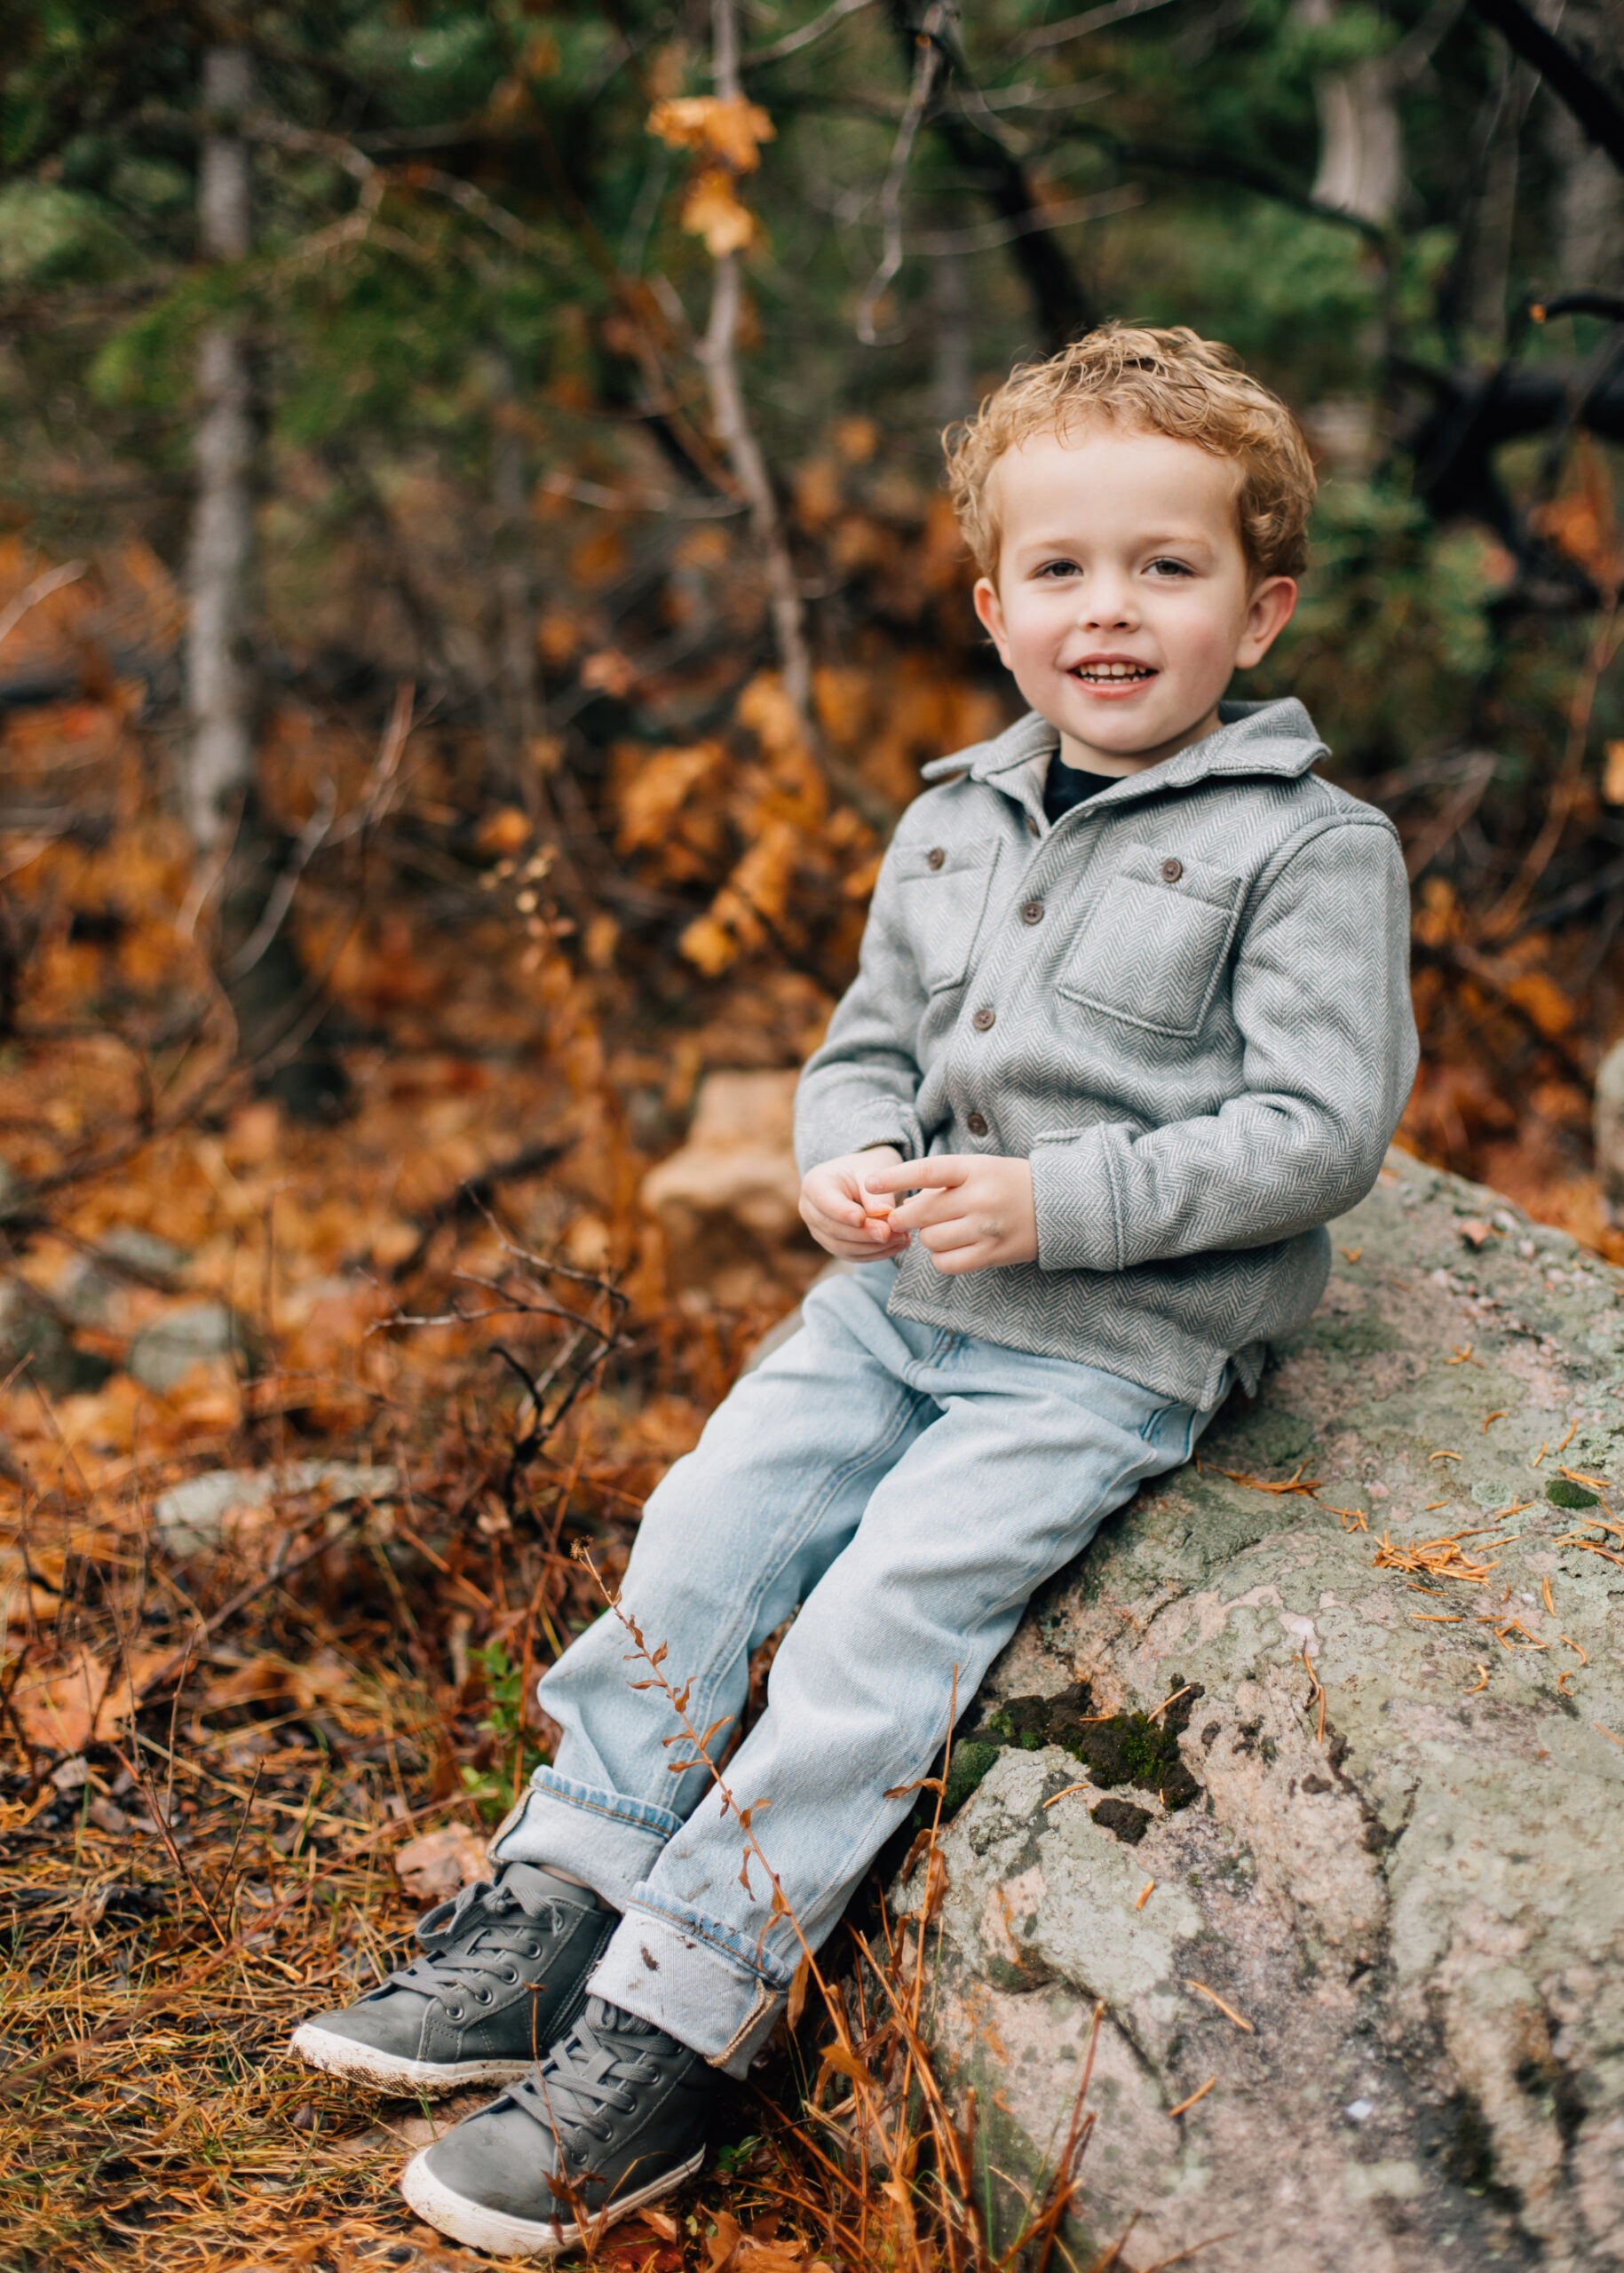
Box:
[399,1994,724,2255]
[289,1863,614,2096]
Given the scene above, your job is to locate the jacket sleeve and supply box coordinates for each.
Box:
[1029,818,1418,1271]
[794,838,930,1173]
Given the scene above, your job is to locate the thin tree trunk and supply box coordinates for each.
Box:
[1311,59,1403,223]
[490,349,542,798]
[1470,55,1538,346]
[186,47,256,851]
[700,0,815,727]
[1296,0,1404,226]
[929,234,973,429]
[1548,99,1624,289]
[186,52,348,1118]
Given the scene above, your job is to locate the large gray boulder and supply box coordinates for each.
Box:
[897,1147,1624,2271]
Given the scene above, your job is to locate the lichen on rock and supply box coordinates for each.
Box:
[893,1147,1624,2271]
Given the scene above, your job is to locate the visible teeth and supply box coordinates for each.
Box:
[1076,663,1153,680]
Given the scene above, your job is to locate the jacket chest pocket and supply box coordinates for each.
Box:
[895,840,1003,995]
[1058,848,1241,1037]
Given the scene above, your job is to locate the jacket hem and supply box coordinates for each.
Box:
[884,1270,1262,1410]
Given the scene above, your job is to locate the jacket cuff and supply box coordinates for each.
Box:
[1030,1127,1127,1273]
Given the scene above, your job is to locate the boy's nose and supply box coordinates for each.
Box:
[1076,585,1136,629]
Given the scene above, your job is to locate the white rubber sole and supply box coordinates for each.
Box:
[289,2021,533,2097]
[400,2143,706,2257]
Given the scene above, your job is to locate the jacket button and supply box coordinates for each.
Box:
[1161,856,1184,883]
[972,1006,995,1031]
[1020,899,1044,924]
[966,1112,988,1136]
[926,846,946,870]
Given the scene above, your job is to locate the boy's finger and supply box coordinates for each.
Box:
[861,1155,966,1195]
[890,1186,971,1229]
[918,1216,982,1253]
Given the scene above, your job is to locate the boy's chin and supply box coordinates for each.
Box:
[1052,696,1224,770]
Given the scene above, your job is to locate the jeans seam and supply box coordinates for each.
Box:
[655,1374,929,1801]
[747,1393,1200,1977]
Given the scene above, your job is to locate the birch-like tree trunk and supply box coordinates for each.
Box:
[1296,0,1404,226]
[186,46,256,851]
[699,0,816,727]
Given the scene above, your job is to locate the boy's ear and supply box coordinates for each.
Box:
[1235,574,1297,669]
[972,575,1011,664]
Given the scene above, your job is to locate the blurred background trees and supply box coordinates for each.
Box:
[1,0,1622,1230]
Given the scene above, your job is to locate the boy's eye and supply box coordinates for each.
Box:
[1035,558,1081,578]
[1145,558,1193,577]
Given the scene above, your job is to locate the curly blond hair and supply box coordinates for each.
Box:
[945,323,1316,582]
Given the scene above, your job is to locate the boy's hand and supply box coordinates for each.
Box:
[799,1147,913,1261]
[861,1154,1037,1274]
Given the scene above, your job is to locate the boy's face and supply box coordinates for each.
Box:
[971,419,1298,777]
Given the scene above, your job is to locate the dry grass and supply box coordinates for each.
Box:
[0,1309,1114,2273]
[0,1577,1105,2273]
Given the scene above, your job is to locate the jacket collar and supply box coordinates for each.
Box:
[920,697,1328,810]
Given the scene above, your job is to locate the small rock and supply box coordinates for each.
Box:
[640,1068,804,1251]
[128,1300,243,1392]
[0,1281,109,1396]
[50,1754,90,1794]
[86,1795,131,1834]
[60,1228,186,1323]
[152,1459,399,1554]
[394,1824,489,1903]
[152,1470,268,1555]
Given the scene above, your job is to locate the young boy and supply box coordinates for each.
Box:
[291,325,1417,2255]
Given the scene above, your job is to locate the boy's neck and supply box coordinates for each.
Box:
[1055,701,1224,779]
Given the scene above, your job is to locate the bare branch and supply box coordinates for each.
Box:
[745,0,878,67]
[915,183,1141,256]
[0,562,87,654]
[221,783,335,983]
[1467,0,1624,174]
[855,1,947,345]
[1016,0,1177,53]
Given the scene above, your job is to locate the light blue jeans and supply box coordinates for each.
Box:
[492,1261,1220,2074]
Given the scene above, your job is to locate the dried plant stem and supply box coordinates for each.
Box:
[575,1543,832,2001]
[1485,586,1622,939]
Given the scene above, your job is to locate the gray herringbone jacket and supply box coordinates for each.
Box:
[794,698,1417,1407]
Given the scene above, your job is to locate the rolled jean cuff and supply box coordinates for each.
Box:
[489,1768,679,1913]
[589,1905,787,2080]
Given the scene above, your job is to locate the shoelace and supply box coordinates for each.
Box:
[509,2004,663,2146]
[379,1879,572,2009]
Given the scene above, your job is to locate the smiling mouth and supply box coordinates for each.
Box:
[1071,661,1157,684]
